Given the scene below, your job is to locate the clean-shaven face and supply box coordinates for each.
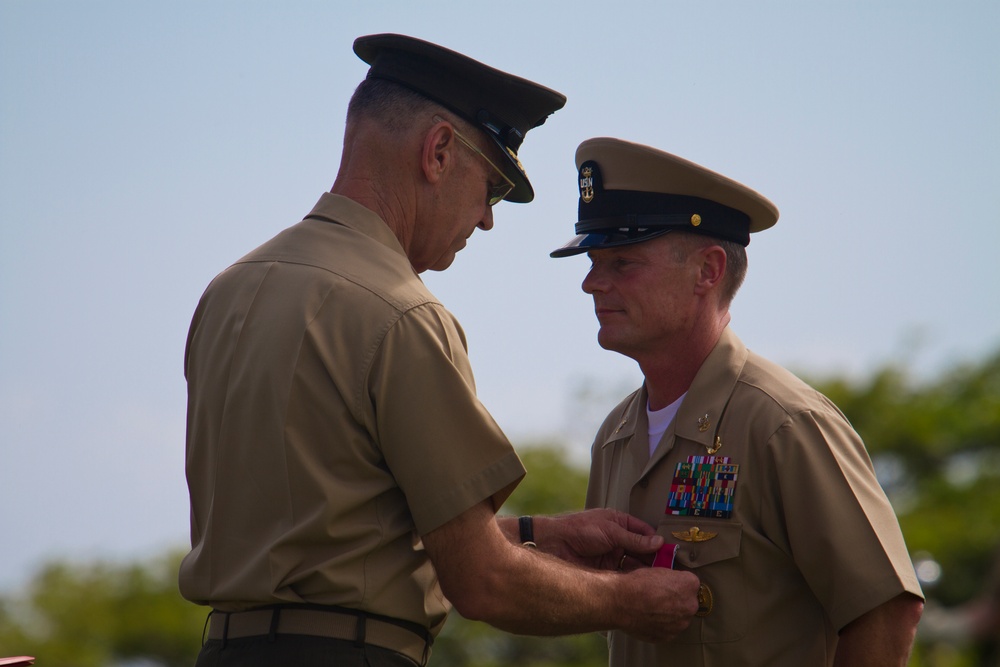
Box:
[581,235,700,358]
[420,134,503,272]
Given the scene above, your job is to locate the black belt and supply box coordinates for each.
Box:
[206,604,432,666]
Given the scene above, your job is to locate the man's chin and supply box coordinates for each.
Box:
[428,252,458,272]
[597,332,626,354]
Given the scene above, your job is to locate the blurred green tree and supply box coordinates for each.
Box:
[812,350,1000,603]
[0,551,205,666]
[810,348,1000,665]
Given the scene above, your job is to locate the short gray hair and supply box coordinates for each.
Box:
[670,232,748,306]
[346,77,441,135]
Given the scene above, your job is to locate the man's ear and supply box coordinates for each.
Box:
[694,245,727,294]
[421,121,455,185]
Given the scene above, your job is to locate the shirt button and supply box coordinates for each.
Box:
[689,549,698,561]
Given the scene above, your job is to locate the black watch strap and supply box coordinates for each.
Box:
[518,515,536,548]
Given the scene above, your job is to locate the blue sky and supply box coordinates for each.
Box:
[1,1,997,590]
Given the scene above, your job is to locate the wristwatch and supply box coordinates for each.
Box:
[518,515,537,548]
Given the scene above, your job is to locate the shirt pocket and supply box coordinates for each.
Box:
[657,517,747,643]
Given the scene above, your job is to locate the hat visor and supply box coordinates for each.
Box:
[549,228,674,258]
[484,134,533,204]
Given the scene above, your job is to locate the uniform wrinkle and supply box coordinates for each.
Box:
[234,254,433,317]
[761,425,793,559]
[199,262,276,589]
[769,411,898,628]
[358,309,406,439]
[236,254,442,436]
[232,262,296,506]
[363,303,468,427]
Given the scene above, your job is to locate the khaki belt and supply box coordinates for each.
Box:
[207,606,431,665]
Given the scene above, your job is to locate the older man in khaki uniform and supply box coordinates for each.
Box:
[181,37,700,667]
[551,138,925,666]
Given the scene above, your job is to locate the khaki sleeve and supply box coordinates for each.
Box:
[765,409,923,630]
[367,303,525,535]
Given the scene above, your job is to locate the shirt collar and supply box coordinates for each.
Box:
[304,192,410,262]
[673,326,748,448]
[596,327,749,455]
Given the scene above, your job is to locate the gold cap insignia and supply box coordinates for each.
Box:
[506,147,526,176]
[671,526,717,542]
[691,213,702,227]
[580,165,595,203]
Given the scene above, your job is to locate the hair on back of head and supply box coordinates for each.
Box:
[718,238,747,305]
[347,78,442,135]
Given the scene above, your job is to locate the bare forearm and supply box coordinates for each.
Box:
[463,542,629,634]
[427,501,699,641]
[833,593,923,667]
[497,515,523,544]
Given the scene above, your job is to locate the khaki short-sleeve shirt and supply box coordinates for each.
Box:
[586,328,922,666]
[179,194,525,635]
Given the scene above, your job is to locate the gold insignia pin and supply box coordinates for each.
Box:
[696,583,714,616]
[697,414,711,432]
[580,166,595,203]
[671,526,718,542]
[706,436,723,455]
[507,147,526,174]
[690,213,702,227]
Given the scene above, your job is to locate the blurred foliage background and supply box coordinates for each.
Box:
[2,349,999,666]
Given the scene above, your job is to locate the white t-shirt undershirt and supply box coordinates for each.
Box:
[647,393,686,457]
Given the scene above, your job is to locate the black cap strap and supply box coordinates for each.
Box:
[575,214,694,234]
[477,109,524,152]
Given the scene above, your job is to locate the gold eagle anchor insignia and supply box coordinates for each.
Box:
[580,166,595,203]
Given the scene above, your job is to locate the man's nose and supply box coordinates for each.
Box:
[582,267,603,294]
[477,206,495,231]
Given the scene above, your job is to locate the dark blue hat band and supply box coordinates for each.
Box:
[578,190,751,246]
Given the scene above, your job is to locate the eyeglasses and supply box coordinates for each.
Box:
[434,116,515,206]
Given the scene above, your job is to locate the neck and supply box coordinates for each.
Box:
[330,121,418,253]
[640,310,730,410]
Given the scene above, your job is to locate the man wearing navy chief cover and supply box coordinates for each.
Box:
[180,36,701,667]
[551,137,924,666]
